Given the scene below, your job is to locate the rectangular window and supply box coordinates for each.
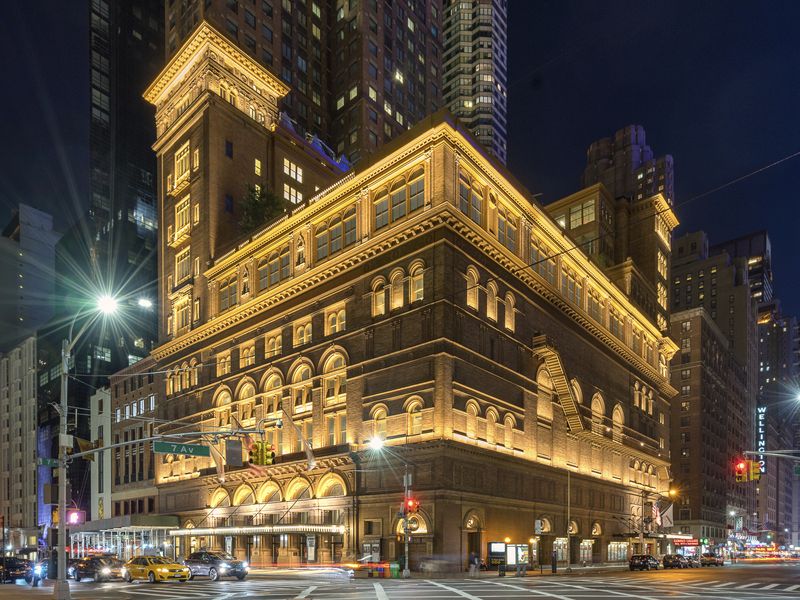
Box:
[175,197,190,234]
[225,140,233,158]
[568,200,595,229]
[254,158,262,176]
[497,209,517,252]
[609,309,624,341]
[283,183,302,204]
[530,239,556,285]
[588,290,602,322]
[374,194,389,229]
[175,247,191,282]
[560,269,583,306]
[174,142,190,182]
[175,300,190,331]
[283,158,303,182]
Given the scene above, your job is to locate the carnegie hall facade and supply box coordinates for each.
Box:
[144,22,679,569]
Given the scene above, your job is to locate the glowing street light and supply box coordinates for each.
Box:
[54,294,119,600]
[137,297,153,309]
[367,437,385,451]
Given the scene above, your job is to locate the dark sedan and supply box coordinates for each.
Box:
[663,554,688,569]
[183,551,248,581]
[629,554,660,571]
[0,557,32,583]
[74,556,124,582]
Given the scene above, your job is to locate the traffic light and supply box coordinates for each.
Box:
[735,460,747,483]
[403,498,419,515]
[249,442,276,466]
[750,460,762,482]
[66,509,85,526]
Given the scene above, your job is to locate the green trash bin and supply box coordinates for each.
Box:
[390,562,400,578]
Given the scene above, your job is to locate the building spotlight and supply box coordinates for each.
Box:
[368,437,385,451]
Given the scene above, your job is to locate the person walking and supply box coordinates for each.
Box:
[468,552,479,578]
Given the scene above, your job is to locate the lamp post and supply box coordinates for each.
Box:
[368,437,412,578]
[53,295,118,600]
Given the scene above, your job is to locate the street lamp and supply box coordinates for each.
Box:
[367,437,412,579]
[53,296,118,600]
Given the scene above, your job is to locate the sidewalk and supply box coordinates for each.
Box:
[350,563,631,580]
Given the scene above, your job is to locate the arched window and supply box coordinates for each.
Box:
[292,365,313,412]
[216,390,232,429]
[296,323,312,345]
[503,415,514,450]
[266,245,291,288]
[328,309,346,334]
[372,277,388,317]
[372,406,387,440]
[466,401,479,439]
[409,261,424,303]
[218,275,238,312]
[504,292,515,331]
[459,174,483,224]
[486,409,498,445]
[466,267,479,310]
[173,370,182,393]
[263,373,282,414]
[241,346,255,368]
[189,360,199,387]
[266,333,282,357]
[390,269,405,310]
[486,281,498,321]
[536,368,554,421]
[166,370,174,395]
[323,353,347,404]
[315,215,342,261]
[591,393,605,434]
[407,399,423,435]
[612,404,624,443]
[238,383,256,421]
[646,390,654,415]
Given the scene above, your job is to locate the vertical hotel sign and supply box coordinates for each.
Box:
[756,406,767,473]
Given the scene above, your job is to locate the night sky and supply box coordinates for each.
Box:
[3,2,800,313]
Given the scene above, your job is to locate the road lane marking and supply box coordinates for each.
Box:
[374,582,390,600]
[712,582,734,587]
[759,584,780,590]
[294,585,318,599]
[785,584,800,592]
[485,580,583,600]
[519,578,665,600]
[737,583,759,588]
[427,580,493,599]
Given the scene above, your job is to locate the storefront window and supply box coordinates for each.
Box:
[553,537,568,562]
[579,539,593,563]
[608,541,628,562]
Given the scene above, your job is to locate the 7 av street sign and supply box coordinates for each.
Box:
[153,441,210,457]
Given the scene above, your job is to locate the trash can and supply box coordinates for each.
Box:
[390,562,400,578]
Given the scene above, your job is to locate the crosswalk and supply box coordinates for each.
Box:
[65,575,800,600]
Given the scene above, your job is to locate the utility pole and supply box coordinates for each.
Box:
[54,337,71,600]
[639,490,645,554]
[403,463,410,579]
[565,470,571,572]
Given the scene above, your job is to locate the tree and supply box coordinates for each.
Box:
[239,185,288,233]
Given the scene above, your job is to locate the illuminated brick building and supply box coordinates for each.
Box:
[142,22,678,568]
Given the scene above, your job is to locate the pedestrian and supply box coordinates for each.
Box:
[468,552,479,578]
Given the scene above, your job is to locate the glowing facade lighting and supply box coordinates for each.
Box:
[368,437,385,451]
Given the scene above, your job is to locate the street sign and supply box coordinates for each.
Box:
[38,457,59,468]
[153,441,210,457]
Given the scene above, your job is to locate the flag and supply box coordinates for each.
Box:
[208,442,225,483]
[74,437,97,461]
[652,503,662,527]
[661,504,674,528]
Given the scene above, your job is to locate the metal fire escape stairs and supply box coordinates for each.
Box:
[532,335,585,434]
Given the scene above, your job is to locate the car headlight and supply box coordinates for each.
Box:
[34,566,42,576]
[158,568,168,573]
[242,561,248,568]
[101,567,111,575]
[219,562,229,569]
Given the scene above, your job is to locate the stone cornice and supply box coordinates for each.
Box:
[143,21,289,106]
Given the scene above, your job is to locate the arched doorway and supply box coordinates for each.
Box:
[463,511,483,571]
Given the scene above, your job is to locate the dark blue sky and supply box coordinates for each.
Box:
[2,2,800,313]
[507,1,800,315]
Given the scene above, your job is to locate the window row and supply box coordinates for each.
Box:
[465,266,515,331]
[370,260,425,317]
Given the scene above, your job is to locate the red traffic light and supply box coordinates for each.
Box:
[736,462,746,471]
[66,509,86,525]
[405,498,419,512]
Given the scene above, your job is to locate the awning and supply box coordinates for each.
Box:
[170,524,346,537]
[69,514,180,535]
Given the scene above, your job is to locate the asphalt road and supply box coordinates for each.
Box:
[4,562,799,599]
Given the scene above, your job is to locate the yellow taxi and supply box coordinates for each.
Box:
[121,556,190,583]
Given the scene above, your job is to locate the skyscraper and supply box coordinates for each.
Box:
[670,231,758,541]
[0,205,60,352]
[164,0,445,165]
[582,125,675,206]
[443,0,508,163]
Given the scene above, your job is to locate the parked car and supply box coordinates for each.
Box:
[122,556,190,583]
[629,554,660,571]
[182,551,248,581]
[700,553,724,567]
[662,554,688,569]
[74,556,123,582]
[684,555,701,568]
[0,557,32,583]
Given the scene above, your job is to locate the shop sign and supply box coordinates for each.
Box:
[757,406,767,474]
[674,538,698,547]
